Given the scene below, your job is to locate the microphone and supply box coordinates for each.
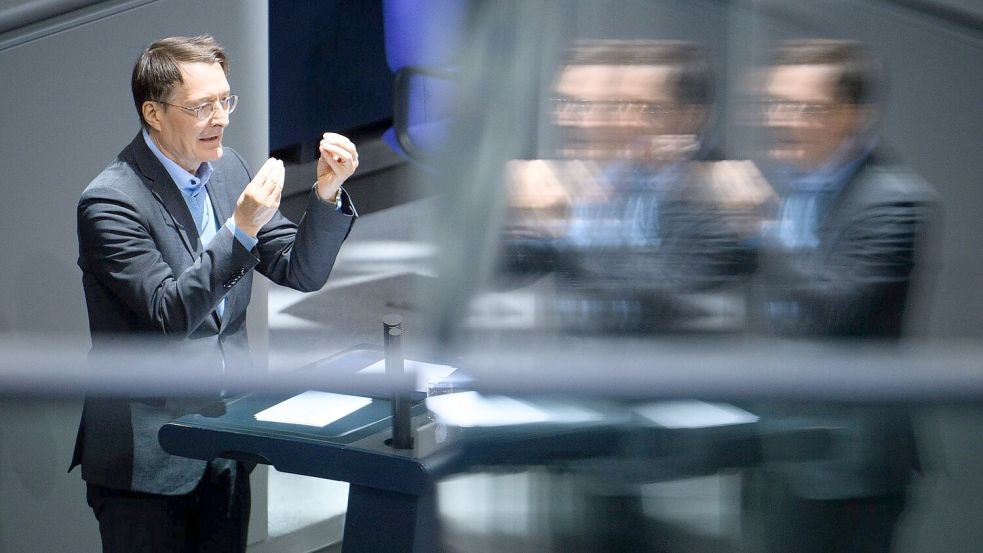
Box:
[384,314,412,449]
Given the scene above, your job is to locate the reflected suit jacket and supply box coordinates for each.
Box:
[69,132,355,494]
[500,160,757,334]
[752,151,939,499]
[755,152,938,338]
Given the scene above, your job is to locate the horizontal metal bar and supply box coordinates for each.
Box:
[2,336,982,402]
[0,0,157,52]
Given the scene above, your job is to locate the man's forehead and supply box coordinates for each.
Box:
[766,63,842,102]
[555,64,676,102]
[172,61,230,101]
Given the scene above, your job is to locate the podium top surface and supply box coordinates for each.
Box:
[159,347,818,495]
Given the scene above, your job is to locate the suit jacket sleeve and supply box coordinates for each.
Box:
[252,186,355,292]
[77,180,260,338]
[769,200,933,335]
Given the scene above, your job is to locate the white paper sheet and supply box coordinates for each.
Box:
[425,391,604,427]
[359,358,458,392]
[633,400,758,429]
[254,391,372,427]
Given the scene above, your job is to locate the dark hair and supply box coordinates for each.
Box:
[131,35,229,127]
[771,39,879,105]
[561,39,713,106]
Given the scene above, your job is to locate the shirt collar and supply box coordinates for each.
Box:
[142,128,212,198]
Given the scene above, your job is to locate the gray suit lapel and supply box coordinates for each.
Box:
[206,171,230,330]
[819,155,875,243]
[205,163,248,331]
[129,133,224,332]
[128,133,201,257]
[205,168,232,225]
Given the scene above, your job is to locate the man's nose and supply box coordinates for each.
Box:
[211,108,230,127]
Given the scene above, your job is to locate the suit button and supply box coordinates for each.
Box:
[225,268,247,289]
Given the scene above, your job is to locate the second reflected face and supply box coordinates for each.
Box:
[763,63,866,169]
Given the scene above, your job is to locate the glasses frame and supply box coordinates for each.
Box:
[551,97,678,124]
[760,99,841,119]
[156,95,238,120]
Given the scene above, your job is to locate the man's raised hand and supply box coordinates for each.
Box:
[315,132,359,203]
[234,157,284,237]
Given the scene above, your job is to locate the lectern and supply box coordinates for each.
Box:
[160,346,830,552]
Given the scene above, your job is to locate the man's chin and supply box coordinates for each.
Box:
[200,144,224,160]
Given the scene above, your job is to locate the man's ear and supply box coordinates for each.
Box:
[142,101,163,132]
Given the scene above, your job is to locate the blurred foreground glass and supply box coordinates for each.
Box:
[409,1,963,552]
[481,38,771,340]
[426,374,467,424]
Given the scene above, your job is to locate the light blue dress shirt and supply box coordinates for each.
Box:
[142,129,259,318]
[773,137,877,250]
[565,162,681,249]
[765,136,876,324]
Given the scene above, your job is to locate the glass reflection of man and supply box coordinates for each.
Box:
[551,40,711,164]
[744,40,938,553]
[504,40,764,335]
[499,41,773,550]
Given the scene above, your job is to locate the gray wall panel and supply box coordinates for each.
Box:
[0,0,96,34]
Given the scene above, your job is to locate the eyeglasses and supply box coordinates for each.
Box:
[760,100,839,118]
[156,95,238,120]
[552,98,676,122]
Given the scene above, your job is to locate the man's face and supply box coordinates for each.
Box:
[763,63,867,169]
[552,64,703,162]
[144,61,231,173]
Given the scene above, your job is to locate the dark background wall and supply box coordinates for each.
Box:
[268,0,394,157]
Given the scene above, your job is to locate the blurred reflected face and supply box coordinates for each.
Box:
[764,63,866,169]
[143,61,231,173]
[553,64,703,162]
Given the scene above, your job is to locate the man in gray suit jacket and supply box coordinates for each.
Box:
[70,35,358,552]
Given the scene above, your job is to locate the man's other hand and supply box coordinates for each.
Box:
[315,132,359,203]
[234,157,284,237]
